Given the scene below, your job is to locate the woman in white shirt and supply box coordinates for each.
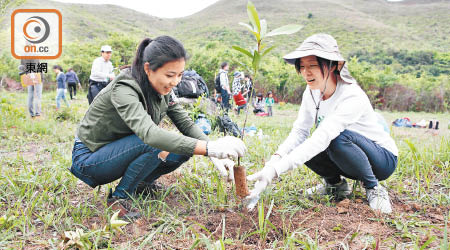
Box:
[246,34,398,213]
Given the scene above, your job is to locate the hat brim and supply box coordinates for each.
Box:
[283,49,345,65]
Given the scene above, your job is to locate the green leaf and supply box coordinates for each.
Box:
[110,210,129,234]
[239,22,255,32]
[252,50,261,72]
[232,46,253,59]
[239,22,260,40]
[260,19,267,38]
[261,46,276,58]
[247,1,261,34]
[266,24,303,37]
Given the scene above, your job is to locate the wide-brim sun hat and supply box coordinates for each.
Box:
[283,33,356,84]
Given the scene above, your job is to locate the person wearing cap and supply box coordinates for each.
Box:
[246,34,398,214]
[87,45,115,104]
[231,71,247,115]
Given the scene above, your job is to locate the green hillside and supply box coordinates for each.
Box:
[1,0,449,111]
[1,0,449,55]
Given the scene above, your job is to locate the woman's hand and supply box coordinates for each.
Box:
[245,163,277,210]
[210,157,235,181]
[207,136,247,159]
[245,154,288,210]
[244,154,286,210]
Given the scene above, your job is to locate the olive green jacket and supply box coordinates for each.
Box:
[77,69,208,155]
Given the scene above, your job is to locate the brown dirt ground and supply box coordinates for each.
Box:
[56,172,447,250]
[10,148,448,249]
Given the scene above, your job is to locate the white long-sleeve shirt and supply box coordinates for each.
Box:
[219,69,229,92]
[89,57,114,82]
[275,80,398,174]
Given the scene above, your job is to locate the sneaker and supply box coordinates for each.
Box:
[305,178,352,199]
[366,185,392,214]
[107,191,141,220]
[134,181,165,197]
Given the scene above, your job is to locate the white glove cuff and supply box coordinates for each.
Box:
[273,157,294,178]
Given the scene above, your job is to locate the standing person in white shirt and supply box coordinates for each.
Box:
[87,45,115,104]
[246,34,398,214]
[218,62,231,112]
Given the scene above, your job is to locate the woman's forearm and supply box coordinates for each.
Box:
[194,140,207,156]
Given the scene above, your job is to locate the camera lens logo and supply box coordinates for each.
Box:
[23,16,50,44]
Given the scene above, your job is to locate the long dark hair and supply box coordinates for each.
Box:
[132,36,187,114]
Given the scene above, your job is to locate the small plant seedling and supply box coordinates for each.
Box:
[232,0,302,203]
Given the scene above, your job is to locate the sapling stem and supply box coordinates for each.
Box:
[233,71,256,198]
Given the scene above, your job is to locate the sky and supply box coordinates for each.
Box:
[53,0,220,18]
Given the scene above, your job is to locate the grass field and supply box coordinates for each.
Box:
[0,90,449,249]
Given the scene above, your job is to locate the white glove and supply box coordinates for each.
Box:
[210,157,235,181]
[268,154,282,164]
[245,164,277,210]
[207,136,247,159]
[245,155,291,210]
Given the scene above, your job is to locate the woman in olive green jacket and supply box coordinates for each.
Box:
[70,36,246,217]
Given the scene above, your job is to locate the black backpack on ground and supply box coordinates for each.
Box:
[216,114,242,137]
[175,70,209,98]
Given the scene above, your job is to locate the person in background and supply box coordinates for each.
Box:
[53,65,70,110]
[70,36,246,219]
[232,71,247,115]
[218,62,231,112]
[87,45,115,104]
[253,93,265,114]
[20,59,43,119]
[265,91,275,116]
[65,68,81,100]
[244,74,254,103]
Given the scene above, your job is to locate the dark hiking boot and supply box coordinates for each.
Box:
[134,181,166,197]
[107,189,141,220]
[305,178,352,199]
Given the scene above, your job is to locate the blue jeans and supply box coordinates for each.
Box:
[27,84,42,117]
[56,88,69,109]
[236,104,246,115]
[221,89,230,111]
[304,130,397,188]
[70,134,190,198]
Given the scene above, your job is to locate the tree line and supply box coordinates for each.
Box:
[1,33,448,112]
